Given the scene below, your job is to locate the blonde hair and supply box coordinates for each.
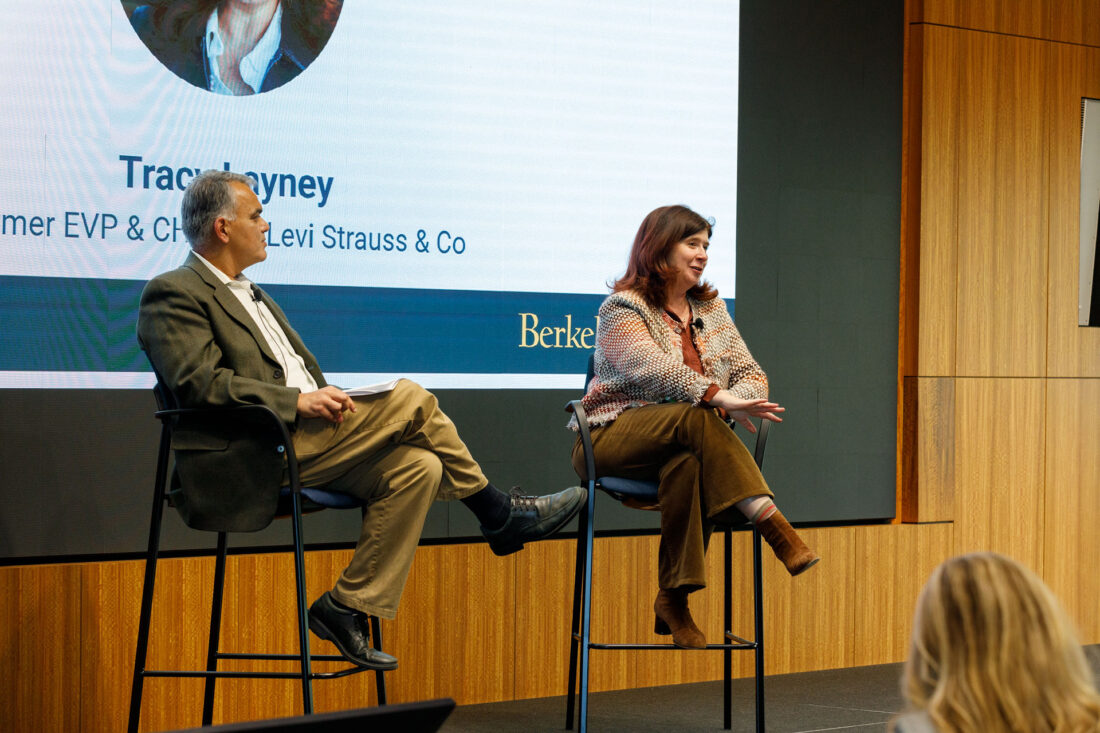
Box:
[899,552,1100,732]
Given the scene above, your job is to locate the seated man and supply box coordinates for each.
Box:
[138,170,585,670]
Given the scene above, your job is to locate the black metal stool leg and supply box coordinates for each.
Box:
[753,525,765,733]
[370,615,388,705]
[128,425,171,733]
[565,488,590,730]
[128,548,159,733]
[202,532,229,726]
[290,492,315,714]
[723,527,733,729]
[576,484,597,733]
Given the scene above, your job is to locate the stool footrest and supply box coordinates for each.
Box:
[578,638,757,651]
[725,633,753,645]
[140,659,374,680]
[216,652,351,662]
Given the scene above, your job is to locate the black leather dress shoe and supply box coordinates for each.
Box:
[308,592,398,670]
[481,486,587,556]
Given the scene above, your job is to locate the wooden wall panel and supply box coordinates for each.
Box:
[1043,379,1100,644]
[952,29,995,374]
[919,1,1043,39]
[304,549,385,714]
[1046,42,1100,378]
[378,543,515,705]
[763,526,856,674]
[955,31,1048,377]
[515,532,763,702]
[914,25,960,377]
[720,531,763,681]
[903,2,1100,654]
[6,521,965,731]
[917,0,1100,47]
[212,550,382,723]
[1043,2,1100,47]
[899,24,957,523]
[215,553,311,724]
[585,534,650,693]
[79,560,142,733]
[902,377,956,522]
[0,564,81,733]
[111,556,216,733]
[905,0,925,26]
[952,378,1045,569]
[903,0,1100,655]
[78,557,220,733]
[627,533,740,690]
[850,522,953,668]
[573,533,729,694]
[899,20,923,382]
[514,537,577,701]
[78,551,387,732]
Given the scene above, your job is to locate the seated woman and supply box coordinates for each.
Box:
[570,204,818,649]
[893,552,1100,732]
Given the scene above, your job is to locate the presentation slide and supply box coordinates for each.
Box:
[0,0,739,389]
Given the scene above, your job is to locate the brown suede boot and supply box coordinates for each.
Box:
[653,588,706,649]
[757,509,820,576]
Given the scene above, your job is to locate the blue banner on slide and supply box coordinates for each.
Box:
[0,274,737,377]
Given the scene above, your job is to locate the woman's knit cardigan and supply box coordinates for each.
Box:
[570,289,769,429]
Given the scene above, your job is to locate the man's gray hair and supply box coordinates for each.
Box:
[181,170,257,247]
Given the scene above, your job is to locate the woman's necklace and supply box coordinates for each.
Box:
[666,299,691,325]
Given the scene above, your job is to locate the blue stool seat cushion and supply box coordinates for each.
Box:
[278,485,362,509]
[597,476,659,501]
[597,477,750,528]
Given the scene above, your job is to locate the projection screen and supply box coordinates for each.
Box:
[0,0,739,389]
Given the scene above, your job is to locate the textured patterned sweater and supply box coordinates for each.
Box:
[570,289,769,429]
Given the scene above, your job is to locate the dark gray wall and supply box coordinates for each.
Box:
[0,0,902,561]
[0,388,597,559]
[734,0,902,522]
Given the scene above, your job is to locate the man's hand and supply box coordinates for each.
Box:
[709,390,785,433]
[297,386,356,424]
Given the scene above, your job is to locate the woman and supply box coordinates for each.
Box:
[129,0,343,95]
[893,553,1100,733]
[571,205,819,649]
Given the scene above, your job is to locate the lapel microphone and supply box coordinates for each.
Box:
[250,284,263,303]
[693,317,704,330]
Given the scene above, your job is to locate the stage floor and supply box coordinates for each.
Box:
[444,646,1100,732]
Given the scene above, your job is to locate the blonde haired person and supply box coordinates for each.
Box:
[893,552,1100,733]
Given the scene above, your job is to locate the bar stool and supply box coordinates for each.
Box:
[565,356,768,732]
[128,380,389,732]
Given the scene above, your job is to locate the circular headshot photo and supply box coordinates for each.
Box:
[122,1,343,96]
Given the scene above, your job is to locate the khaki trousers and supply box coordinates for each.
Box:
[291,379,487,618]
[572,403,772,592]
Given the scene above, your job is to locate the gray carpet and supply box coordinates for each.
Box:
[442,646,1100,732]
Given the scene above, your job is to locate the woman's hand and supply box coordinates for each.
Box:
[709,390,785,433]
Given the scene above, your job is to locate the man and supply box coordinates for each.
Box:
[138,170,585,670]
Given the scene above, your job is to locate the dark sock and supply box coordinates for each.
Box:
[462,483,511,529]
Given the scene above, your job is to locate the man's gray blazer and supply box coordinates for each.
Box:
[137,252,327,531]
